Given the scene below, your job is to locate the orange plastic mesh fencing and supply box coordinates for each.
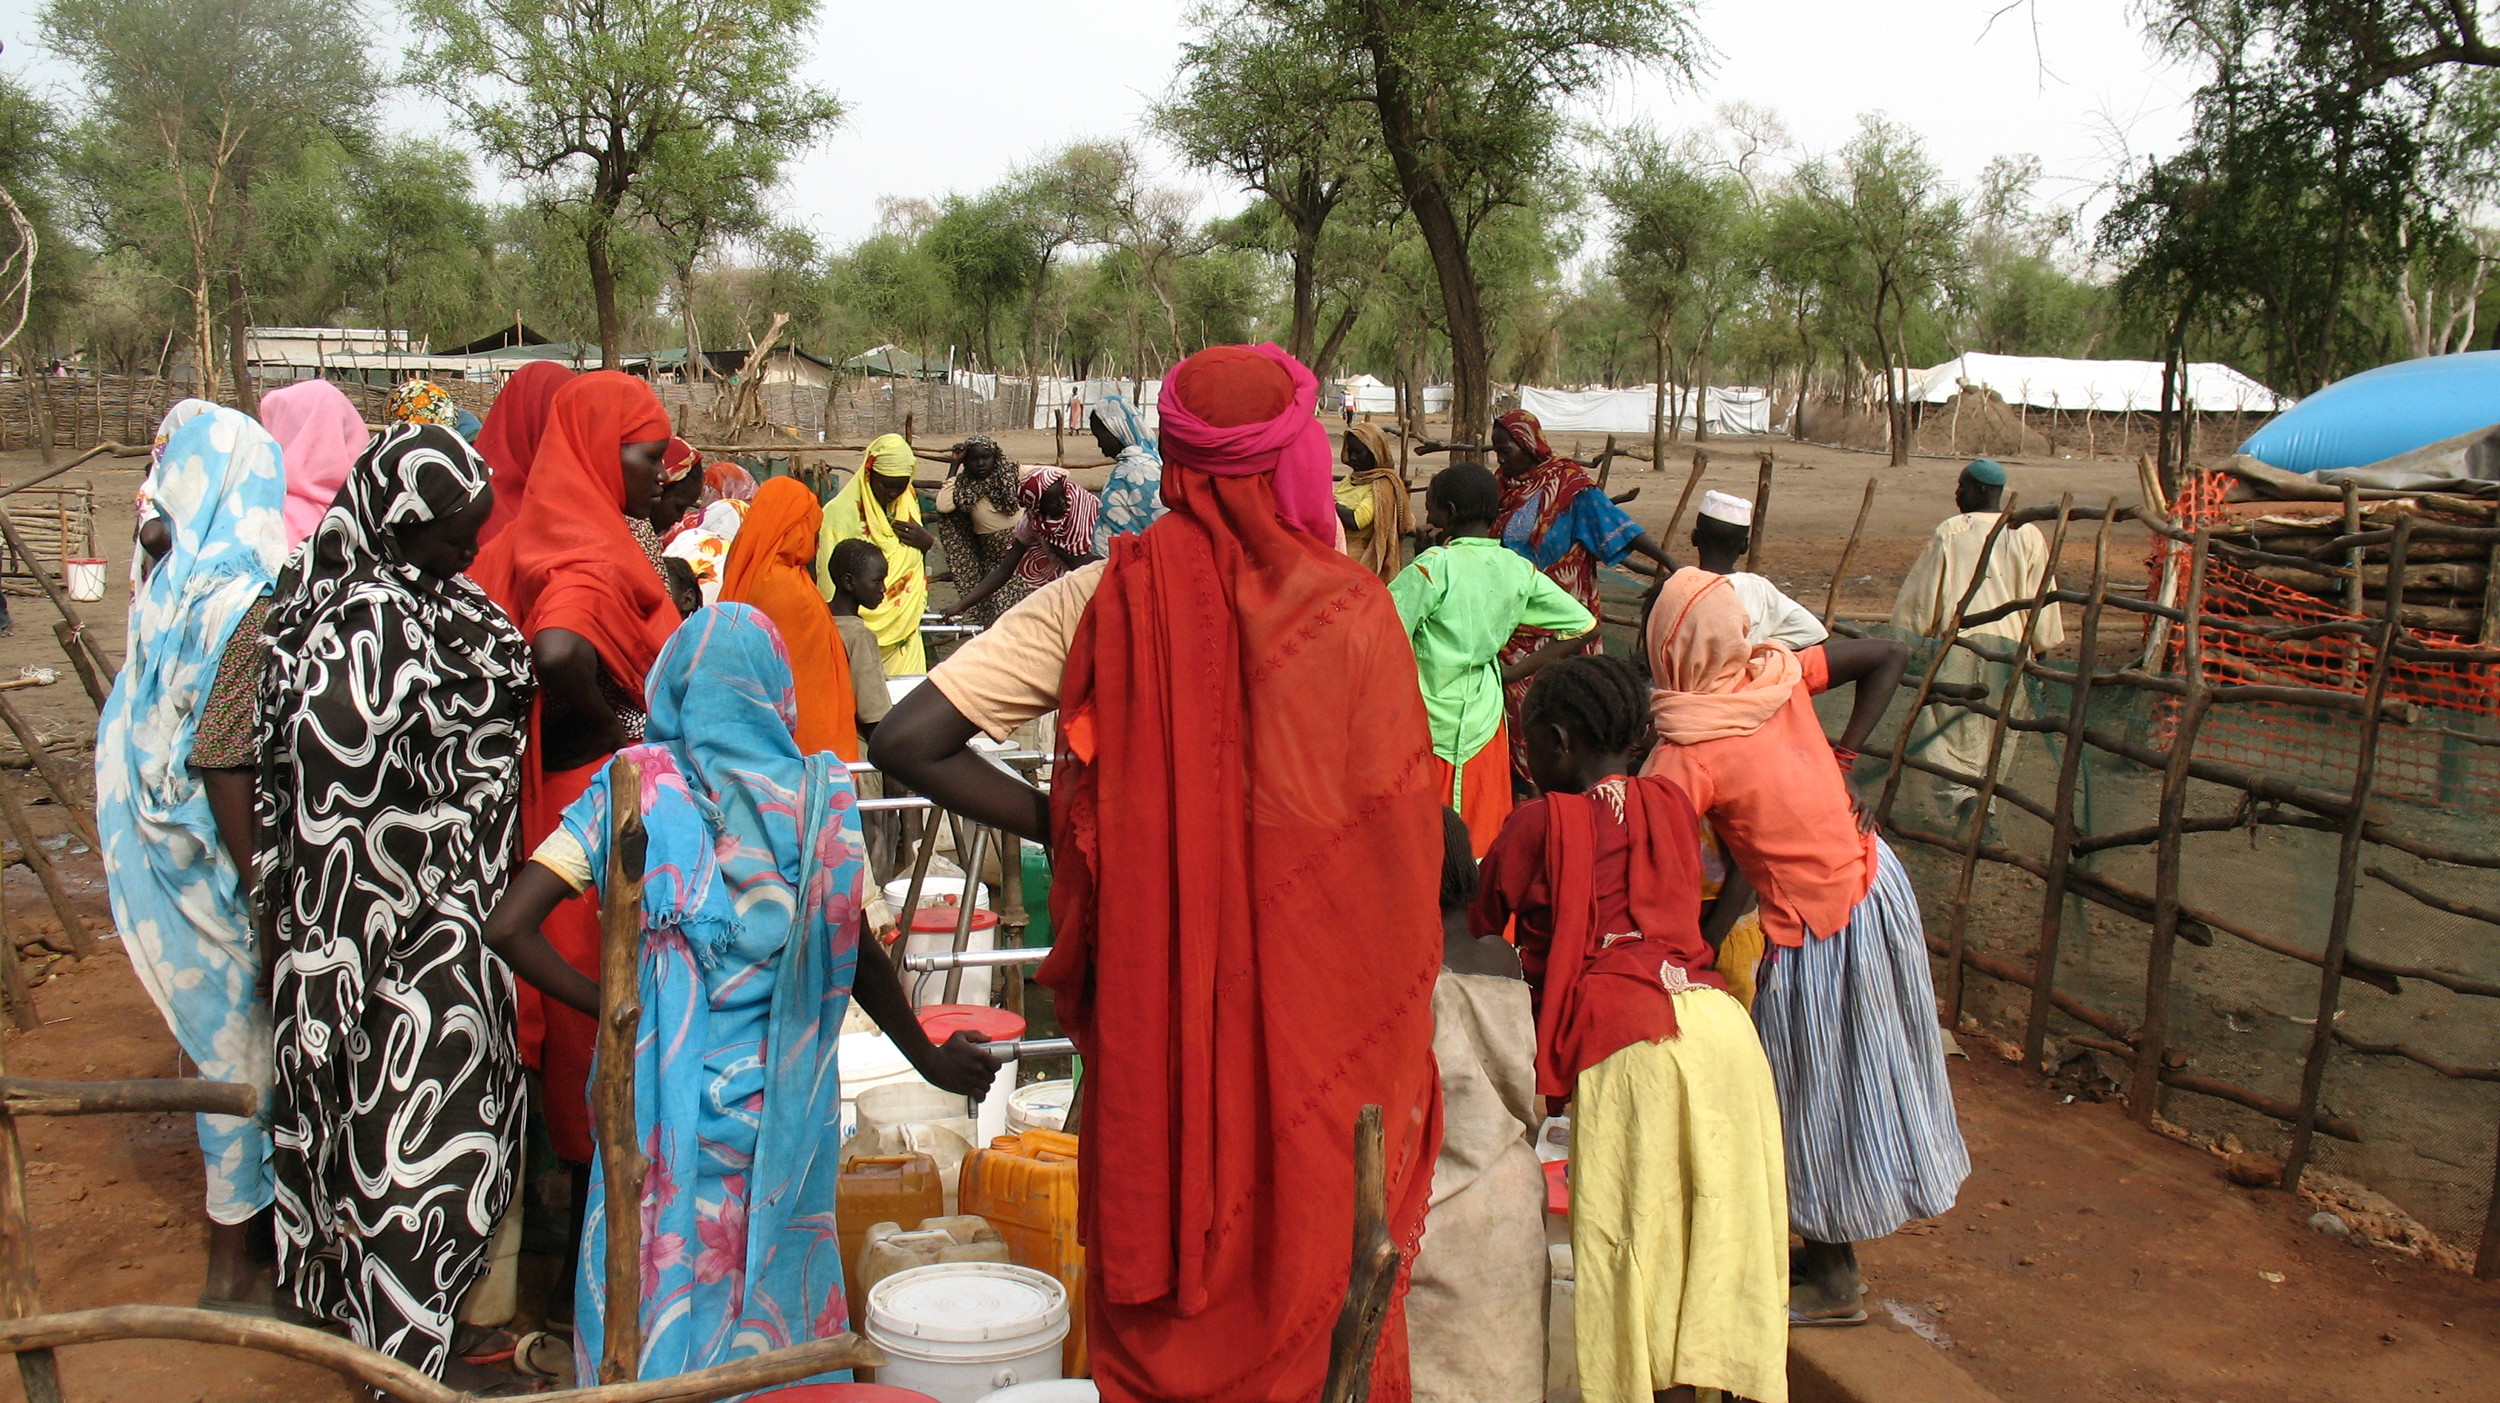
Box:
[2164,471,2500,805]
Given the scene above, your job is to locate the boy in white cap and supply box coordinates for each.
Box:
[1692,489,1827,649]
[1889,458,2065,829]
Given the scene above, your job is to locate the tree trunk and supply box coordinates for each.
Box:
[587,219,623,370]
[679,268,704,388]
[224,265,257,418]
[1870,286,1905,467]
[1358,1,1491,456]
[1288,223,1321,365]
[1650,332,1668,474]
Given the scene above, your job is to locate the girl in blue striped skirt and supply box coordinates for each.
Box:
[1641,568,1970,1326]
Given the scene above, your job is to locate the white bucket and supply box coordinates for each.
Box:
[839,1032,929,1143]
[901,908,999,1009]
[981,1383,1097,1402]
[867,1262,1069,1403]
[884,876,991,914]
[1006,1080,1074,1135]
[64,559,105,604]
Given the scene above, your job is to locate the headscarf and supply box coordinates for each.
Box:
[256,424,530,1366]
[94,407,288,1224]
[1013,465,1101,587]
[474,361,575,543]
[566,604,867,1383]
[948,435,1022,518]
[388,379,459,427]
[814,438,928,673]
[864,432,917,478]
[661,435,700,484]
[1342,422,1412,582]
[1155,344,1336,540]
[1093,393,1158,459]
[701,460,758,506]
[260,378,368,547]
[1645,567,1804,744]
[1093,395,1168,546]
[468,370,678,708]
[133,398,218,589]
[1037,343,1440,1401]
[720,478,859,761]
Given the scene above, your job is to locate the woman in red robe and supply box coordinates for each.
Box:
[872,343,1445,1403]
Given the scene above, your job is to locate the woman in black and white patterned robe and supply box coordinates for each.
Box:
[257,423,534,1375]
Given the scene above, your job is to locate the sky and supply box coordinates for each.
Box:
[0,0,2203,252]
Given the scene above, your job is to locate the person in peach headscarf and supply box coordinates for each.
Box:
[259,378,368,547]
[1638,566,1967,1328]
[873,343,1443,1403]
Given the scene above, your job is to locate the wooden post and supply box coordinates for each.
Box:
[1663,450,1709,548]
[0,695,98,857]
[0,784,93,961]
[1938,498,2073,1024]
[1054,412,1065,467]
[1823,476,1878,627]
[1876,496,2021,826]
[2477,537,2500,649]
[2129,530,2210,1124]
[2023,505,2119,1069]
[0,1031,61,1403]
[1319,1105,1399,1403]
[594,756,649,1385]
[2283,519,2409,1183]
[1743,452,1775,572]
[1594,434,1616,492]
[49,623,106,713]
[0,515,109,676]
[0,853,32,1034]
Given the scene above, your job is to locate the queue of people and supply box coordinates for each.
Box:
[96,346,1980,1403]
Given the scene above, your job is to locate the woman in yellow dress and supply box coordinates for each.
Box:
[816,432,932,674]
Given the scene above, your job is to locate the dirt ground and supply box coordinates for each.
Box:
[7,433,2483,1403]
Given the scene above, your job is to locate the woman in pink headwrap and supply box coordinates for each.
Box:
[873,343,1442,1403]
[259,379,369,547]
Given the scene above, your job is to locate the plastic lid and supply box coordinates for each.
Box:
[908,906,1000,933]
[867,1262,1068,1342]
[838,1032,915,1084]
[918,1005,1025,1044]
[1008,1079,1074,1128]
[1544,1159,1570,1217]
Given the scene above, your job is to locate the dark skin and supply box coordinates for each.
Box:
[1336,435,1377,533]
[870,685,1051,846]
[1690,519,1748,576]
[829,554,889,740]
[867,467,939,553]
[1088,413,1124,461]
[1956,472,2004,517]
[946,479,1098,620]
[481,867,1001,1099]
[1491,420,1675,578]
[650,470,703,533]
[1423,494,1592,685]
[137,517,172,574]
[534,439,668,773]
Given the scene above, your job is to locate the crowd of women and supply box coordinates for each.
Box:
[93,343,1966,1403]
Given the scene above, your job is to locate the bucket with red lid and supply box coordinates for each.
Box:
[920,1005,1025,1145]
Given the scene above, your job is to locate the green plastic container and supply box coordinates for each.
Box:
[1019,840,1053,947]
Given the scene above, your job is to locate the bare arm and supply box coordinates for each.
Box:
[1501,630,1596,685]
[1700,859,1755,948]
[1626,532,1677,575]
[868,684,1051,844]
[1818,637,1910,753]
[533,628,627,773]
[853,932,1001,1098]
[481,862,603,1015]
[946,541,1032,620]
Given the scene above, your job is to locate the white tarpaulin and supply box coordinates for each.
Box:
[1033,376,1163,431]
[1336,376,1453,416]
[1517,384,1773,436]
[1899,352,2290,414]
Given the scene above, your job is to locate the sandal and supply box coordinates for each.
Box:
[455,1324,520,1368]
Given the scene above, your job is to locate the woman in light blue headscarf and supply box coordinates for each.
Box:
[1090,390,1164,550]
[95,406,289,1308]
[483,604,998,1383]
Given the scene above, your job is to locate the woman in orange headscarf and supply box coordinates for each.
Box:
[718,477,859,760]
[467,369,679,1165]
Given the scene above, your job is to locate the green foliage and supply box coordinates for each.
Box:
[0,74,77,351]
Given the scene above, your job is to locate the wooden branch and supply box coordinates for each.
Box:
[49,622,107,712]
[1320,1104,1400,1403]
[1742,452,1774,572]
[1823,475,1878,628]
[1663,449,1708,545]
[2332,1031,2500,1083]
[0,1014,55,1402]
[596,755,650,1385]
[0,1076,256,1118]
[0,695,96,857]
[0,784,91,961]
[2058,1036,2364,1142]
[2366,865,2500,930]
[0,1306,883,1403]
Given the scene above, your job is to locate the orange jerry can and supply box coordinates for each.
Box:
[958,1128,1087,1377]
[835,1154,943,1326]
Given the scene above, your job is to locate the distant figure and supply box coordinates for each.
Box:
[1691,489,1826,649]
[1091,396,1166,547]
[1337,422,1413,582]
[1341,385,1358,425]
[1889,458,2064,829]
[815,433,933,675]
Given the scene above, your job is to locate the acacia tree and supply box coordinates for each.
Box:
[1209,0,1700,450]
[410,0,843,366]
[1599,130,1751,458]
[45,0,374,404]
[1159,16,1381,362]
[1799,117,1967,467]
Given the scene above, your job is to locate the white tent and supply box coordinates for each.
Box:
[1517,384,1773,436]
[1032,376,1164,432]
[1899,353,2290,414]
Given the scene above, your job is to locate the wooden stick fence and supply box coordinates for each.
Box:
[1847,498,2500,1278]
